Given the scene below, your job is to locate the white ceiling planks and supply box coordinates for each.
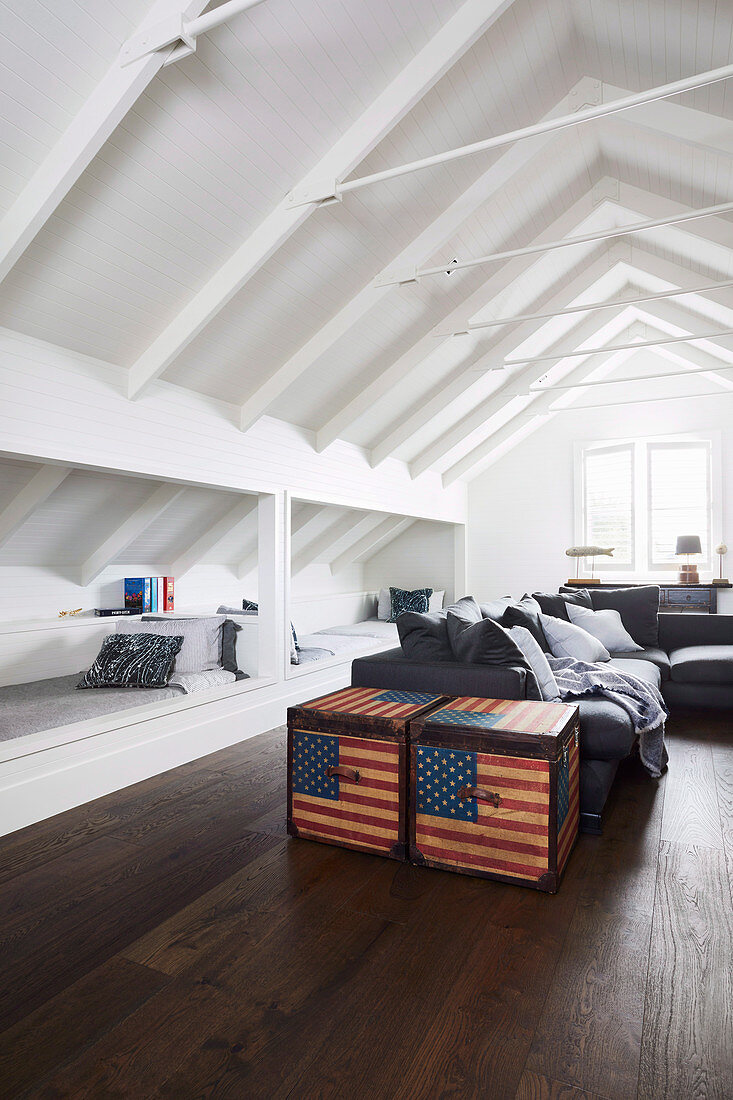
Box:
[1,0,733,486]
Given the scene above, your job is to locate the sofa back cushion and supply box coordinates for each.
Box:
[478,596,513,621]
[586,585,660,647]
[397,610,452,662]
[532,589,593,620]
[501,595,550,652]
[447,595,483,623]
[447,610,531,670]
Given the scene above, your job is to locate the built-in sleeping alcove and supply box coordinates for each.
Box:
[285,494,462,679]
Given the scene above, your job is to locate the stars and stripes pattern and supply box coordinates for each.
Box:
[424,696,573,734]
[291,729,401,854]
[300,686,441,721]
[415,745,553,881]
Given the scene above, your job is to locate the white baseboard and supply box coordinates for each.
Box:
[0,660,353,839]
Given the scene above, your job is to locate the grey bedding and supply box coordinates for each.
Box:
[0,675,185,742]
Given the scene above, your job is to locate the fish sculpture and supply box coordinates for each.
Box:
[565,546,614,557]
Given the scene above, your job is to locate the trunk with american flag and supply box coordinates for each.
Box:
[287,686,447,860]
[410,697,580,893]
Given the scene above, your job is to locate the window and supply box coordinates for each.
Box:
[579,436,715,575]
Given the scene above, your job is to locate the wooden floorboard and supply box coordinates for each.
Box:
[0,716,730,1099]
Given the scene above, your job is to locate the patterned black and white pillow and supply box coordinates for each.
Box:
[77,633,183,689]
[237,599,300,664]
[242,598,259,612]
[388,586,433,622]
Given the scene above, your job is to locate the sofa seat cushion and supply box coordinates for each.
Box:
[576,698,636,761]
[607,657,662,688]
[669,645,733,684]
[610,647,671,681]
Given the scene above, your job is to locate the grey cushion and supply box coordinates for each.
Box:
[351,649,540,700]
[447,610,531,671]
[607,657,662,688]
[575,697,637,761]
[501,595,550,653]
[478,596,513,621]
[397,610,452,662]
[145,614,244,676]
[610,647,670,681]
[534,589,592,620]
[588,586,660,647]
[447,595,483,623]
[669,645,733,684]
[658,612,733,651]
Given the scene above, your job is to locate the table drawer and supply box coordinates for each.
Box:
[662,587,713,611]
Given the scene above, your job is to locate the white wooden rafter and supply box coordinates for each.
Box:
[441,295,733,486]
[0,465,72,550]
[80,483,184,586]
[0,0,209,288]
[126,0,518,401]
[413,273,733,479]
[235,500,324,580]
[170,495,258,578]
[329,516,416,576]
[368,188,733,469]
[239,83,580,435]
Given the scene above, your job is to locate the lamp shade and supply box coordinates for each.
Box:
[675,535,702,556]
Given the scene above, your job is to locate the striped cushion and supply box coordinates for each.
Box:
[78,633,182,689]
[116,616,226,672]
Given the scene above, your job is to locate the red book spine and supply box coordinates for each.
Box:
[164,577,174,611]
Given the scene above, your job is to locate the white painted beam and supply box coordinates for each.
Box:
[170,495,258,578]
[127,0,517,400]
[0,465,72,550]
[330,516,416,575]
[369,190,733,467]
[80,483,184,586]
[0,0,208,287]
[242,85,577,435]
[603,83,733,158]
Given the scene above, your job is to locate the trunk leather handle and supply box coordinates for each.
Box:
[326,765,360,783]
[459,786,501,807]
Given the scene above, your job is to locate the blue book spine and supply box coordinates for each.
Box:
[151,578,158,613]
[143,578,152,613]
[124,578,144,610]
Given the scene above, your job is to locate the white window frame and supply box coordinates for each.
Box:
[574,431,722,581]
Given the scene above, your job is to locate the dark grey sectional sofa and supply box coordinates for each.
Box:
[351,596,733,834]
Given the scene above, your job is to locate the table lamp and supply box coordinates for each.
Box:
[675,535,702,584]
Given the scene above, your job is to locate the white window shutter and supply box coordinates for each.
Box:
[583,444,634,568]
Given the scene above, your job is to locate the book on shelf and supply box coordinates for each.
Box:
[124,577,175,613]
[95,608,137,617]
[124,577,144,611]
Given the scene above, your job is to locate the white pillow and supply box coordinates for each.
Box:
[566,603,643,653]
[507,625,561,702]
[429,590,445,612]
[116,616,225,672]
[540,613,611,663]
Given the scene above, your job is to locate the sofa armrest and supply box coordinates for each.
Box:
[658,612,733,652]
[351,648,537,700]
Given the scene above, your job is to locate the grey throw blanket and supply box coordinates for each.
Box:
[547,657,669,778]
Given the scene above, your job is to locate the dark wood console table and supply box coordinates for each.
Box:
[584,582,732,614]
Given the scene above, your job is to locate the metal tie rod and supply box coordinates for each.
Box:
[293,62,733,207]
[407,199,733,285]
[549,388,733,413]
[516,362,733,395]
[497,327,733,369]
[435,278,733,337]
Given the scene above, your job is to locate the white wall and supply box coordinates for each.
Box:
[467,394,733,614]
[365,520,459,607]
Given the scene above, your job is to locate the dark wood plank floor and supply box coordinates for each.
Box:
[0,712,730,1099]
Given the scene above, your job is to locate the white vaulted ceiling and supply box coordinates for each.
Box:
[2,0,733,488]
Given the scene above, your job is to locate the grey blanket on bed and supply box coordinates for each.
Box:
[547,657,669,778]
